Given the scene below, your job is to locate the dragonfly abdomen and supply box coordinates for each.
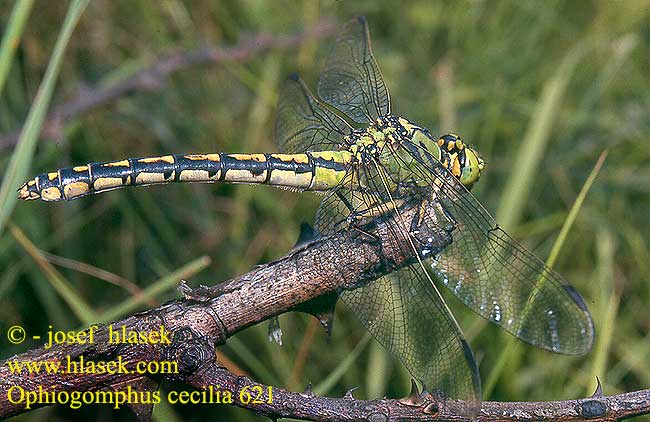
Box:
[19,151,353,202]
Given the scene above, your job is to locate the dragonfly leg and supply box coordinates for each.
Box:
[346,185,405,225]
[328,190,381,242]
[331,188,401,242]
[349,225,381,243]
[347,200,401,225]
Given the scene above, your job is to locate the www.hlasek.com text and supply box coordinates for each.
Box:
[6,354,178,376]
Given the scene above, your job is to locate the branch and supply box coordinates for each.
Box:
[0,21,336,151]
[189,367,650,422]
[0,208,414,419]
[1,207,648,421]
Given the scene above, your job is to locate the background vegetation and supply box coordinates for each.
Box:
[1,1,649,420]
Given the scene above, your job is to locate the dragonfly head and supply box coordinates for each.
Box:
[397,117,485,189]
[437,134,485,189]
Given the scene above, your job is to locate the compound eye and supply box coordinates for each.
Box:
[460,148,483,187]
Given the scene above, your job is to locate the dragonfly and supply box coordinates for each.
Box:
[19,16,594,408]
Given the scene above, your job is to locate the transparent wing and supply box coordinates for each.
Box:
[317,16,390,124]
[340,265,481,404]
[275,74,351,154]
[314,168,374,236]
[315,160,481,407]
[399,141,595,355]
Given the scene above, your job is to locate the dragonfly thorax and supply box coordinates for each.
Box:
[345,126,394,162]
[389,116,485,189]
[344,115,485,192]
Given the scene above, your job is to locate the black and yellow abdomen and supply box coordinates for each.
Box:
[18,151,353,202]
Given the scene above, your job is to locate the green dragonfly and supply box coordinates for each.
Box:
[19,17,594,407]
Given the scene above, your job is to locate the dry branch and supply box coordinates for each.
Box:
[190,368,650,421]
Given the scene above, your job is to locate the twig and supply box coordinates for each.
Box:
[0,21,336,151]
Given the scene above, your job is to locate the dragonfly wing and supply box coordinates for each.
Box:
[315,160,481,407]
[340,265,481,404]
[402,141,595,355]
[275,74,351,154]
[317,16,390,124]
[314,168,368,235]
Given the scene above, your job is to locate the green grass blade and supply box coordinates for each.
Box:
[587,228,619,396]
[96,256,211,323]
[314,333,371,396]
[365,342,390,399]
[0,0,89,236]
[484,150,607,397]
[546,150,608,268]
[10,223,97,324]
[495,41,589,230]
[152,397,182,422]
[225,336,280,386]
[0,0,35,94]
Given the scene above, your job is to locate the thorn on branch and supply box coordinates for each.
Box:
[398,379,425,407]
[591,376,604,398]
[344,387,358,400]
[302,382,314,397]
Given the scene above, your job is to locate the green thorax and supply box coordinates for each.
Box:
[343,115,485,192]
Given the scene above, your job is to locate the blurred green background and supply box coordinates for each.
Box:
[1,1,649,421]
